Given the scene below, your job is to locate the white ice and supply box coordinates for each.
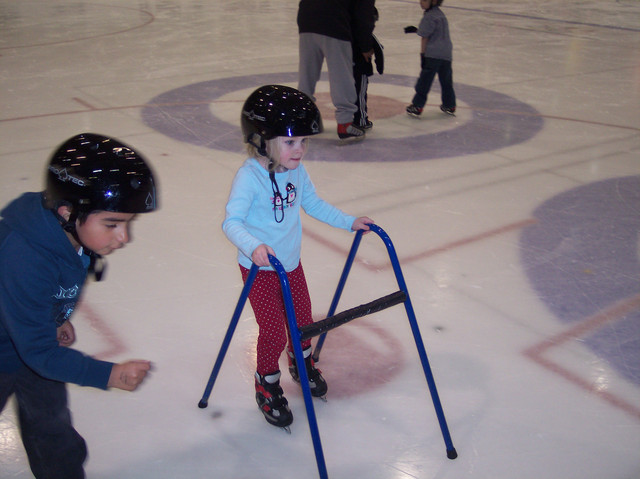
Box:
[1,1,639,478]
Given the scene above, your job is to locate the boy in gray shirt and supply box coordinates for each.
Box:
[405,0,457,117]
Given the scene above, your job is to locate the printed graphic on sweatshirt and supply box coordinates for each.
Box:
[272,182,296,223]
[53,284,80,326]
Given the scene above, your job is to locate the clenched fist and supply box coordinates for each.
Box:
[108,360,152,391]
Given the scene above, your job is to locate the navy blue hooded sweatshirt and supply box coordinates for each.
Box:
[0,192,113,388]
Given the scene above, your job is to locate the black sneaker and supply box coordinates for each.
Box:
[337,123,365,142]
[440,105,456,116]
[255,371,293,429]
[357,119,373,130]
[406,104,423,118]
[289,350,328,398]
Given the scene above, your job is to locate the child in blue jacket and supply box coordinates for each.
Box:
[0,133,158,478]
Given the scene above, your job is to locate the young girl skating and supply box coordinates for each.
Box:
[222,85,373,430]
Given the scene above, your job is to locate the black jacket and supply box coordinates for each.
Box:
[298,0,376,53]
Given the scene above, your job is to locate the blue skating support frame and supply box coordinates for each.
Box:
[198,224,457,479]
[313,224,457,460]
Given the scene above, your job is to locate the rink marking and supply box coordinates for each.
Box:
[399,218,537,264]
[3,100,636,134]
[72,97,98,110]
[304,218,537,271]
[465,107,640,133]
[76,303,127,360]
[140,73,546,162]
[444,5,640,33]
[0,5,154,50]
[523,293,640,421]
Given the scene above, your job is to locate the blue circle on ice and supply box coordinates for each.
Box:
[141,72,544,162]
[520,176,640,386]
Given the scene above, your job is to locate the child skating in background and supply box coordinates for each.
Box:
[0,133,158,478]
[405,0,456,117]
[222,85,373,430]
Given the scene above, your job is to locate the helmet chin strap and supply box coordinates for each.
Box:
[88,252,106,281]
[248,134,268,159]
[247,134,287,223]
[50,209,106,281]
[248,134,281,172]
[51,207,79,238]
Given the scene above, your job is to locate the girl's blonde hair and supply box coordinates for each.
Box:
[245,136,286,172]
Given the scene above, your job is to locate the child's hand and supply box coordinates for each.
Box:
[251,244,276,267]
[351,216,374,232]
[56,320,76,347]
[108,360,152,391]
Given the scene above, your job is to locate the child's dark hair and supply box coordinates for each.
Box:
[45,198,93,224]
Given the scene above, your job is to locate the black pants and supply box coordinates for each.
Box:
[411,57,456,110]
[0,367,87,479]
[353,52,373,127]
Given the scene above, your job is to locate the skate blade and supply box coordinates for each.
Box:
[338,135,365,144]
[260,409,293,433]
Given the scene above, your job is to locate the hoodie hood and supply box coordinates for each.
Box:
[0,192,82,268]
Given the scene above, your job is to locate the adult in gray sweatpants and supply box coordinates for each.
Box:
[297,0,375,141]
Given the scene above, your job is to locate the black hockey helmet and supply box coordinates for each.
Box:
[44,133,158,215]
[241,85,323,154]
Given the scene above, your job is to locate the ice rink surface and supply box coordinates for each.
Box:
[1,1,639,478]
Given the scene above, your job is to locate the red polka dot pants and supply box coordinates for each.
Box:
[240,262,313,376]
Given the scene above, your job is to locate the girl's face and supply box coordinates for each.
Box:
[276,136,309,171]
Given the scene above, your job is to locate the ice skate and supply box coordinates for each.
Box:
[355,118,373,130]
[255,371,293,433]
[406,104,423,118]
[337,123,365,142]
[289,349,328,401]
[360,119,373,130]
[440,105,456,116]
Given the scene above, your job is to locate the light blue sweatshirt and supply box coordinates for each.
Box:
[223,158,356,272]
